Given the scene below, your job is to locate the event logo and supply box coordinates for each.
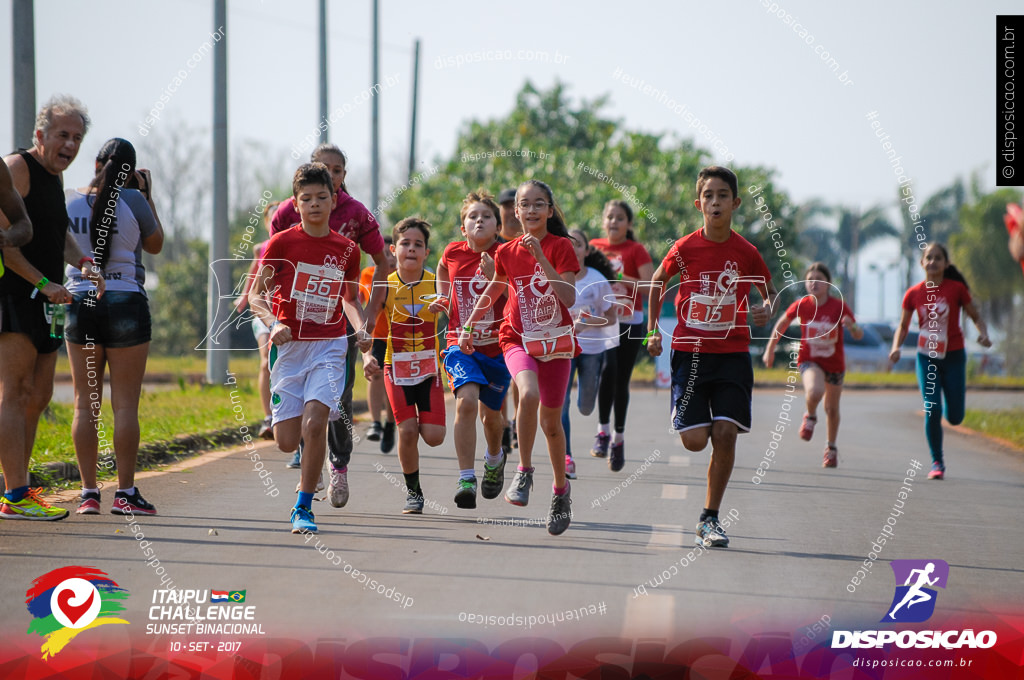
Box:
[833,559,996,650]
[25,566,129,659]
[883,559,949,623]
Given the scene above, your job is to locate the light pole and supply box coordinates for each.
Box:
[868,261,899,319]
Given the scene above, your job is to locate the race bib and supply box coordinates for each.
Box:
[523,326,575,361]
[391,349,437,385]
[806,320,839,359]
[686,293,737,332]
[918,329,947,359]
[453,276,498,346]
[291,262,344,324]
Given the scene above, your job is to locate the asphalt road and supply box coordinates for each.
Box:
[2,387,1021,656]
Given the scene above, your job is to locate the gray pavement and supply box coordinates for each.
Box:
[1,387,1021,648]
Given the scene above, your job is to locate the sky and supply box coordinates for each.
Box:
[0,0,1016,320]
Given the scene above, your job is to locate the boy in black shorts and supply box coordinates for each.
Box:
[647,166,776,548]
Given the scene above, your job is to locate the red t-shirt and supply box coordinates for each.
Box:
[270,189,385,258]
[784,295,855,373]
[261,226,361,340]
[494,233,581,356]
[902,278,971,357]
[589,238,653,320]
[441,240,507,357]
[661,229,772,353]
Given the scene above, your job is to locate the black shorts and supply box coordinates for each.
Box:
[65,291,152,348]
[0,295,63,354]
[371,339,387,370]
[670,350,753,433]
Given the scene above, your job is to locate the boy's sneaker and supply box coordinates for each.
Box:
[258,417,274,440]
[286,451,301,469]
[591,432,610,458]
[366,421,383,442]
[454,477,477,509]
[928,462,945,480]
[380,422,396,454]
[328,467,349,508]
[609,441,625,472]
[823,446,838,468]
[111,489,157,516]
[295,470,326,493]
[403,489,425,514]
[481,453,507,499]
[695,517,730,548]
[0,489,69,521]
[565,455,577,480]
[799,414,816,441]
[77,491,101,515]
[504,469,534,507]
[547,484,572,536]
[291,505,317,533]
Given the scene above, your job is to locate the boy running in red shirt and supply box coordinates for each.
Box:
[249,163,371,534]
[647,166,776,548]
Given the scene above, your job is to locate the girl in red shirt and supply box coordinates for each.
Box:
[762,263,861,468]
[890,243,991,480]
[459,180,579,536]
[589,201,654,470]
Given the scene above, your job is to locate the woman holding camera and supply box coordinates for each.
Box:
[64,138,163,516]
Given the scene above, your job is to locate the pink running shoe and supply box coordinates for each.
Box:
[823,446,838,468]
[799,414,817,441]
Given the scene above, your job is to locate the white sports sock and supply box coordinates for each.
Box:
[598,423,611,436]
[117,487,136,496]
[613,431,624,445]
[460,468,476,481]
[82,488,99,496]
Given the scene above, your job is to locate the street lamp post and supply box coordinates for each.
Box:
[868,261,899,319]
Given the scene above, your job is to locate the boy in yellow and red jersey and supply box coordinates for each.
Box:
[363,219,445,514]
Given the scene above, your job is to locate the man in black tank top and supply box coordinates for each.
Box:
[0,161,32,249]
[0,95,103,522]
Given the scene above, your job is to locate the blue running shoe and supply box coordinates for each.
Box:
[291,505,317,533]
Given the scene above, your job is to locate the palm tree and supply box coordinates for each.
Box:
[795,202,897,310]
[834,206,898,311]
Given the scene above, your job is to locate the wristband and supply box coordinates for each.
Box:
[616,272,624,281]
[30,276,49,299]
[642,328,657,346]
[78,256,95,268]
[269,320,280,331]
[462,324,473,333]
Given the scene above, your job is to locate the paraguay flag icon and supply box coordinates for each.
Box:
[211,591,229,602]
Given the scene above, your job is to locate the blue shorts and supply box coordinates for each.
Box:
[442,345,511,412]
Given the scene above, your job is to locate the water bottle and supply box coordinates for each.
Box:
[47,303,66,339]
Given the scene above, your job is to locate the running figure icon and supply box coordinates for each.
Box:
[887,562,940,620]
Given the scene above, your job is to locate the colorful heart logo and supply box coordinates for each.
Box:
[56,588,94,626]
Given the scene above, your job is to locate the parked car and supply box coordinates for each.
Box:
[861,321,917,372]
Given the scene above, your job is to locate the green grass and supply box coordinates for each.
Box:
[54,354,262,382]
[632,359,1024,388]
[34,365,368,487]
[963,409,1024,449]
[33,382,266,469]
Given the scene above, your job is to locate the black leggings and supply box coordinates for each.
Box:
[597,322,645,432]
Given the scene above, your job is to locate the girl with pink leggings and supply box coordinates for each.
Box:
[459,179,580,536]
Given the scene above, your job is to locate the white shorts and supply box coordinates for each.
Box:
[269,336,348,425]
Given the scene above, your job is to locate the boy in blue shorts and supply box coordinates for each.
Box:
[431,191,512,508]
[647,167,776,548]
[249,163,371,534]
